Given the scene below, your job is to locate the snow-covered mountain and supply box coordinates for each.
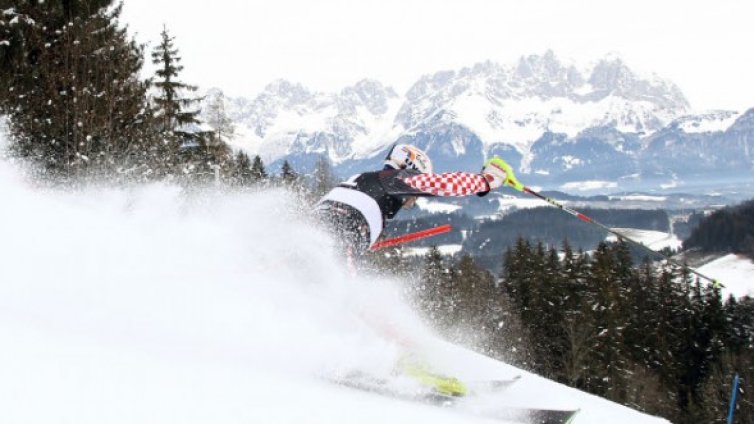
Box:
[220,79,403,171]
[641,108,754,179]
[207,51,753,191]
[396,52,687,153]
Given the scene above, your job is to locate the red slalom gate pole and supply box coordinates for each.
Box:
[370,224,452,251]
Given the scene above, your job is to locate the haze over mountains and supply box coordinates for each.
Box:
[206,51,753,193]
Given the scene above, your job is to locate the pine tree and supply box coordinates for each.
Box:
[232,151,253,186]
[151,26,200,138]
[203,89,235,144]
[451,254,516,357]
[150,26,215,178]
[250,155,268,184]
[621,256,678,419]
[312,155,335,198]
[501,237,544,370]
[697,296,754,423]
[502,237,534,316]
[579,242,628,399]
[418,246,452,326]
[1,0,151,180]
[280,160,298,187]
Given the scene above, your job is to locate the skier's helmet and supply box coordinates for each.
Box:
[384,144,433,174]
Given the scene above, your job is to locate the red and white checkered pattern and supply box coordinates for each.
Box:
[402,172,490,197]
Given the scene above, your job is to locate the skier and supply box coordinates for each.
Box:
[315,143,514,397]
[315,143,512,257]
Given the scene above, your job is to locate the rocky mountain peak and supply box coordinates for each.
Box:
[339,79,398,116]
[205,52,745,185]
[588,55,689,111]
[728,108,754,132]
[260,79,314,107]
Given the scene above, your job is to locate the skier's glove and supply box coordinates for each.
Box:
[481,156,510,190]
[482,156,524,191]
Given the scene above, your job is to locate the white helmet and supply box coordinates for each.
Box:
[384,144,433,174]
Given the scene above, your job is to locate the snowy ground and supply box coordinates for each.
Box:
[416,197,463,213]
[404,244,464,257]
[495,196,551,212]
[698,254,754,299]
[0,150,669,423]
[606,228,683,251]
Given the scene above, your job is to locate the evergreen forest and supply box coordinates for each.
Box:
[370,239,753,423]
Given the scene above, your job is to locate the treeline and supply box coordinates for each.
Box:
[0,0,262,185]
[467,207,669,253]
[396,240,752,423]
[383,207,672,271]
[684,199,754,260]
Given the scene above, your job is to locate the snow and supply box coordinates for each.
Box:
[223,83,403,165]
[0,116,8,148]
[452,94,666,155]
[0,156,669,424]
[697,254,754,299]
[605,228,683,251]
[609,194,667,202]
[452,95,545,154]
[348,98,404,159]
[560,180,618,191]
[660,180,679,190]
[404,244,464,257]
[561,155,582,169]
[676,110,740,133]
[415,197,463,213]
[496,195,550,212]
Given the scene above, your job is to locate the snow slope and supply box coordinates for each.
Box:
[606,228,683,251]
[0,155,668,423]
[698,254,754,299]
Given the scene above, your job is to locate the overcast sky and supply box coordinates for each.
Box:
[121,0,753,111]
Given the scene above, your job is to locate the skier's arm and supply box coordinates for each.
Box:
[401,172,492,197]
[400,157,512,197]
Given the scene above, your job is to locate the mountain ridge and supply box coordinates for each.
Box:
[203,51,753,191]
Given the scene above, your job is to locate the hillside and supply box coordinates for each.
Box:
[0,154,671,424]
[698,254,754,299]
[684,199,754,260]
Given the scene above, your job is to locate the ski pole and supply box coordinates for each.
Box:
[492,157,721,288]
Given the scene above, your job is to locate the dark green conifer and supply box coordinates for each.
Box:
[232,151,253,186]
[1,0,150,179]
[280,160,298,186]
[312,155,335,198]
[150,26,217,178]
[250,155,268,183]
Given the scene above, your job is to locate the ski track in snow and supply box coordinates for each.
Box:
[0,151,669,423]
